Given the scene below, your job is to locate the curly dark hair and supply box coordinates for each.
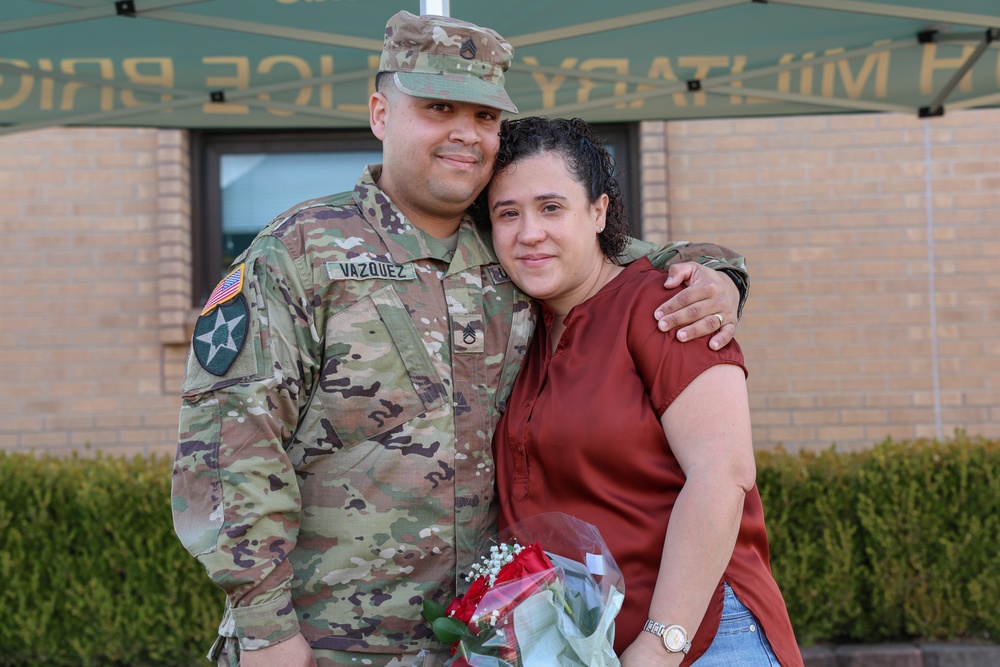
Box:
[478,116,629,259]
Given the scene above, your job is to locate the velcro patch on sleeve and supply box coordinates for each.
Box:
[193,294,249,376]
[201,263,245,315]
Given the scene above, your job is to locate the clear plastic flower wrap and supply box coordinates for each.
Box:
[423,512,625,667]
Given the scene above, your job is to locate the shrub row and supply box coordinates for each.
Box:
[758,431,1000,645]
[0,432,997,664]
[0,451,222,666]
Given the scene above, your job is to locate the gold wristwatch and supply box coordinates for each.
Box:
[643,619,691,654]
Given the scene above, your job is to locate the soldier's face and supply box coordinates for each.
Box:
[371,90,501,232]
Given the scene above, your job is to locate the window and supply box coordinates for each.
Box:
[192,130,382,305]
[593,123,642,240]
[192,124,639,306]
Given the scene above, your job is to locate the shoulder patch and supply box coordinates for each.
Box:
[193,294,249,376]
[201,263,245,315]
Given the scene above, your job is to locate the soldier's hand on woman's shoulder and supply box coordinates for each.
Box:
[654,262,740,350]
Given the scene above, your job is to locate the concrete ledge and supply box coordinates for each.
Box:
[919,642,1000,667]
[801,643,1000,667]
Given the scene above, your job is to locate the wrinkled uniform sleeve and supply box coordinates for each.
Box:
[621,238,750,319]
[171,236,317,650]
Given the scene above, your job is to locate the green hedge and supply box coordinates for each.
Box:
[0,433,997,664]
[0,452,223,667]
[759,431,1000,645]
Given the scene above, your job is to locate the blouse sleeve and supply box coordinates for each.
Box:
[626,269,748,418]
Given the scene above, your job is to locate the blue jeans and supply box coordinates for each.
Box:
[693,584,781,666]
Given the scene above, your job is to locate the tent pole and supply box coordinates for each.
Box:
[421,1,451,16]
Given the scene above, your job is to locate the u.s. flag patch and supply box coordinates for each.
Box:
[201,263,245,315]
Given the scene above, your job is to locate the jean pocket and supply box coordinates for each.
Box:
[715,585,760,636]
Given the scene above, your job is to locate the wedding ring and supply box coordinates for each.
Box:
[713,313,724,327]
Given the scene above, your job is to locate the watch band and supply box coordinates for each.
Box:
[643,619,691,654]
[643,619,668,637]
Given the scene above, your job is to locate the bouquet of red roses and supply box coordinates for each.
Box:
[423,513,625,667]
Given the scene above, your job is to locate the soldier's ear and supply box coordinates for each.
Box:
[370,92,389,141]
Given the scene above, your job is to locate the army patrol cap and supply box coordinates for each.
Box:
[379,11,518,114]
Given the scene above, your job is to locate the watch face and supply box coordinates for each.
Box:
[664,625,687,651]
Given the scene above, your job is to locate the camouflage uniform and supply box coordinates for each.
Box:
[171,10,750,667]
[174,161,529,662]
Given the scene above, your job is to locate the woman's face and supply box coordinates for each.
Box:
[488,150,609,313]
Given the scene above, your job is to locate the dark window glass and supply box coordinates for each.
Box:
[595,123,642,239]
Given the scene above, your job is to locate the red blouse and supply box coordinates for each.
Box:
[494,259,803,666]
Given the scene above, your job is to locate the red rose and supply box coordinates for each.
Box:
[481,543,558,615]
[446,575,489,625]
[493,543,554,586]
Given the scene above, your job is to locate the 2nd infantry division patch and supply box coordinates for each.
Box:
[193,293,248,376]
[193,269,250,375]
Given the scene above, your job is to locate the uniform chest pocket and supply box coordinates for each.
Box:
[318,286,446,447]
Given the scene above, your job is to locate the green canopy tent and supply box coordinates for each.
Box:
[1,0,999,135]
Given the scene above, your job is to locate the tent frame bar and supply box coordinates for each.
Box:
[509,0,1000,48]
[769,0,1000,30]
[509,0,745,48]
[7,0,383,50]
[921,28,1000,117]
[0,0,207,34]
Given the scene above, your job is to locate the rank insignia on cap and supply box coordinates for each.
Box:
[460,36,477,60]
[201,263,245,316]
[193,293,249,376]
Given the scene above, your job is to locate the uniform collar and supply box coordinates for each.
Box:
[354,164,498,273]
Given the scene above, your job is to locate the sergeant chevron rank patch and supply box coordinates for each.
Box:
[193,294,249,376]
[453,315,484,354]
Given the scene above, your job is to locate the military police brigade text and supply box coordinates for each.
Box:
[2,45,989,115]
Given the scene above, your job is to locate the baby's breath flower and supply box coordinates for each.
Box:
[465,541,525,586]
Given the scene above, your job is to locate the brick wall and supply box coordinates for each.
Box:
[641,110,1000,451]
[1,111,997,456]
[0,127,187,457]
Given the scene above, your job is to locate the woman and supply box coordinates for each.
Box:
[488,117,803,667]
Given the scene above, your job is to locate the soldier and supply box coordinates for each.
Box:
[172,11,748,667]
